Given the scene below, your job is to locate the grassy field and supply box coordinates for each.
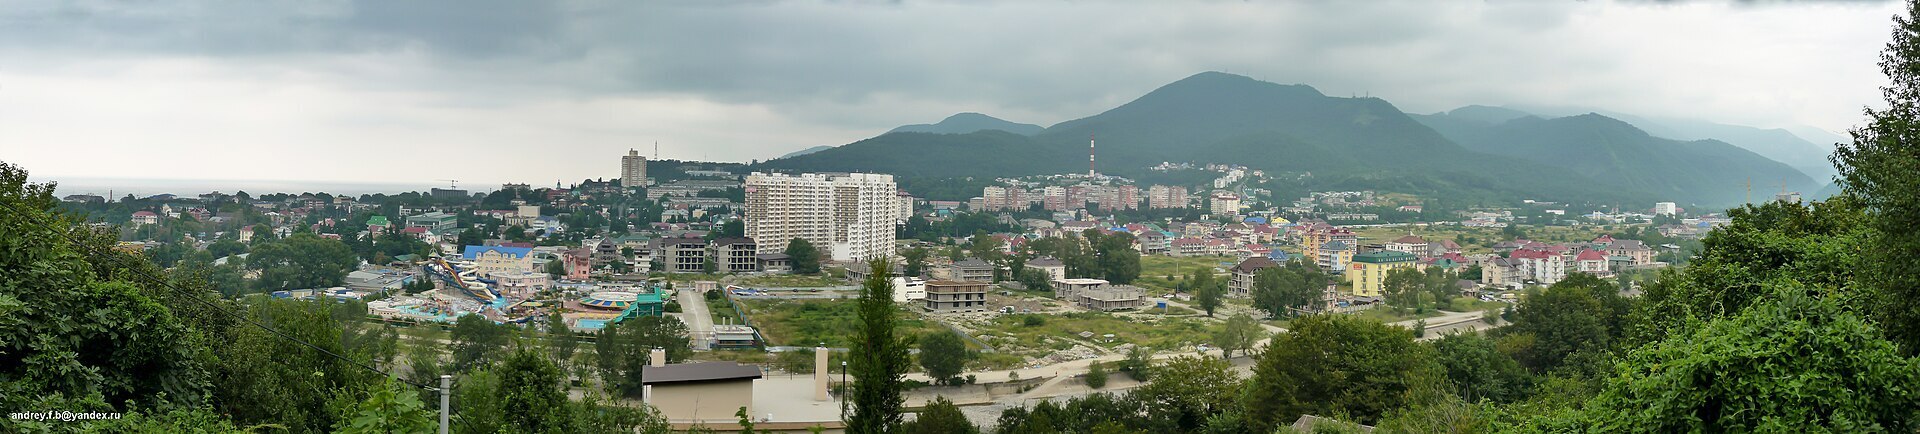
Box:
[734,274,847,288]
[974,311,1222,353]
[710,297,743,325]
[735,298,947,348]
[1350,306,1446,324]
[1441,297,1508,313]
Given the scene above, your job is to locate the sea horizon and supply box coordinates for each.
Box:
[35,176,515,199]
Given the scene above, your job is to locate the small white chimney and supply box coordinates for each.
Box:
[650,348,666,368]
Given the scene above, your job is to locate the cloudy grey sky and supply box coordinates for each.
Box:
[1,0,1903,189]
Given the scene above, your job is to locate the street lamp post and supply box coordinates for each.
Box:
[839,359,850,418]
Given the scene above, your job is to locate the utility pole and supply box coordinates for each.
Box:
[439,375,451,434]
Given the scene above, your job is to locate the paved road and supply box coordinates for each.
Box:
[679,289,716,350]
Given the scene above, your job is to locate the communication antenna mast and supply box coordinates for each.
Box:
[1745,178,1753,204]
[1088,133,1097,177]
[437,179,459,189]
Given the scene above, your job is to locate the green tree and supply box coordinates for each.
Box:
[1093,232,1141,284]
[1429,333,1530,403]
[968,230,1006,264]
[1251,260,1329,318]
[496,344,578,432]
[721,219,746,238]
[246,232,360,291]
[1016,268,1053,293]
[1190,267,1223,317]
[452,369,508,434]
[1579,288,1920,431]
[545,258,566,278]
[1834,0,1920,354]
[919,330,971,385]
[1129,356,1241,431]
[546,312,580,372]
[786,238,822,275]
[1118,345,1154,381]
[1084,361,1108,389]
[1212,313,1264,359]
[207,238,248,258]
[1381,267,1428,311]
[1500,273,1628,373]
[1243,314,1440,430]
[450,314,511,373]
[902,247,930,277]
[334,376,437,434]
[847,259,911,433]
[0,161,216,415]
[457,227,483,248]
[213,298,383,432]
[904,396,978,434]
[405,342,446,391]
[594,315,691,397]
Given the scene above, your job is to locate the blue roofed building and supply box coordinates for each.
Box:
[463,245,535,278]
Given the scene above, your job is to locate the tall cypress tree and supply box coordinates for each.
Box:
[846,259,909,433]
[1834,0,1920,354]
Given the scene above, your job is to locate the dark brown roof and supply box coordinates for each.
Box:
[1232,257,1279,273]
[642,362,763,385]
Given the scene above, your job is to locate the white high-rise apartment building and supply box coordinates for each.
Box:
[1210,191,1241,217]
[620,149,648,188]
[746,172,899,262]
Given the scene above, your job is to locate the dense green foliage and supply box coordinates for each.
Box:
[1243,314,1439,430]
[919,330,971,385]
[335,377,437,434]
[245,232,360,291]
[847,259,911,433]
[1498,273,1631,374]
[1835,0,1920,356]
[1211,313,1264,359]
[905,396,981,434]
[1251,259,1330,317]
[1189,266,1224,317]
[1580,288,1920,431]
[1084,361,1108,389]
[1429,333,1530,404]
[0,164,217,415]
[785,237,822,275]
[902,247,930,277]
[1124,356,1243,431]
[594,315,691,398]
[450,314,511,372]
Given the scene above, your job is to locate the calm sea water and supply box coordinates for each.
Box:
[36,177,509,198]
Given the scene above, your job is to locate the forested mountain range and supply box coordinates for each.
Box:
[759,72,1819,207]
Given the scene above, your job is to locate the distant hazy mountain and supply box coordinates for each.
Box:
[1504,105,1838,183]
[758,129,1067,178]
[764,72,1630,203]
[777,145,835,159]
[887,112,1044,135]
[1415,110,1818,204]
